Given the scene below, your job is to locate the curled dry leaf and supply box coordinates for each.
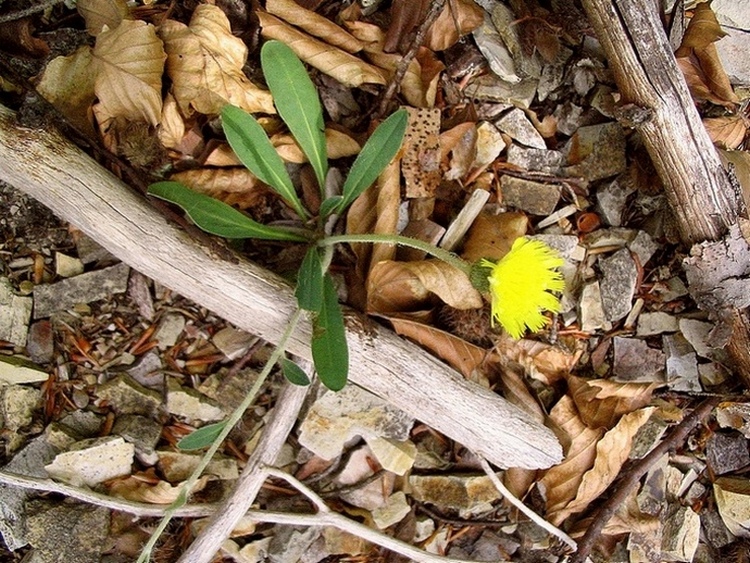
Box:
[539,395,604,520]
[461,211,529,263]
[92,19,166,127]
[158,93,186,150]
[77,0,130,36]
[160,4,275,116]
[567,375,659,429]
[265,0,364,54]
[36,46,98,137]
[109,473,209,504]
[403,107,442,198]
[258,12,386,88]
[169,168,270,209]
[703,115,748,150]
[548,407,656,525]
[389,317,487,379]
[494,334,582,385]
[367,259,482,313]
[272,128,361,162]
[424,0,484,52]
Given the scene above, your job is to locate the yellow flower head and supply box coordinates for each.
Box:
[480,237,565,339]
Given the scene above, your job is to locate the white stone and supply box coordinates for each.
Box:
[54,252,84,278]
[154,313,185,350]
[157,450,238,482]
[1,385,40,431]
[580,281,609,333]
[0,358,48,385]
[212,327,256,360]
[166,378,224,423]
[372,492,411,529]
[367,437,416,476]
[0,278,32,347]
[495,108,546,149]
[45,436,134,487]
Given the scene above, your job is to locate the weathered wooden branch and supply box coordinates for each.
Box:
[0,104,561,470]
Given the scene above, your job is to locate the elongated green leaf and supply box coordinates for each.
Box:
[149,181,308,242]
[281,358,311,386]
[338,109,408,213]
[311,274,348,391]
[296,247,324,312]
[221,105,309,219]
[261,40,328,191]
[319,195,343,219]
[177,420,227,450]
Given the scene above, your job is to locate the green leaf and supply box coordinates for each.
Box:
[311,274,348,391]
[338,109,408,213]
[177,421,227,450]
[319,195,343,219]
[261,40,328,191]
[221,105,309,220]
[281,358,311,386]
[149,182,309,242]
[296,247,324,312]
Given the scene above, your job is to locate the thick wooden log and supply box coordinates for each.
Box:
[581,0,738,245]
[0,104,561,469]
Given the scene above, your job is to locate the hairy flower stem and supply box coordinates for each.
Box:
[137,308,304,563]
[319,233,471,275]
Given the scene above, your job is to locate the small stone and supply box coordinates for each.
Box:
[599,248,638,322]
[32,262,130,319]
[25,501,110,563]
[630,230,659,267]
[714,0,750,29]
[153,313,185,350]
[0,356,48,385]
[57,410,104,438]
[506,144,563,174]
[679,318,728,362]
[500,176,561,215]
[699,362,730,387]
[472,13,520,83]
[553,102,586,136]
[212,327,256,360]
[715,28,750,86]
[157,450,238,482]
[267,527,321,563]
[612,336,665,382]
[199,368,261,413]
[125,350,164,389]
[706,432,750,476]
[580,281,609,333]
[54,252,84,278]
[1,385,40,431]
[467,75,539,108]
[45,436,134,487]
[323,528,368,557]
[637,312,679,336]
[372,491,411,529]
[473,121,506,170]
[166,378,224,423]
[26,320,54,364]
[113,414,162,466]
[661,504,700,562]
[338,472,395,511]
[581,227,636,249]
[663,334,701,392]
[366,437,417,476]
[409,474,501,516]
[537,46,572,102]
[96,374,162,417]
[716,402,750,438]
[596,176,636,227]
[128,271,154,321]
[495,108,546,148]
[298,385,414,461]
[655,276,689,302]
[713,477,750,537]
[0,277,32,346]
[563,122,627,181]
[75,233,115,265]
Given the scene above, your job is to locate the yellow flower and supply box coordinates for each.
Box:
[480,237,565,339]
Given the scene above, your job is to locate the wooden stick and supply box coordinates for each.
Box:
[0,104,561,470]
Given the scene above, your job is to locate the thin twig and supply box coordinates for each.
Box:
[568,397,720,563]
[376,0,448,117]
[478,457,577,551]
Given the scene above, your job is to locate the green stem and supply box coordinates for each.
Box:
[319,233,471,275]
[137,308,304,563]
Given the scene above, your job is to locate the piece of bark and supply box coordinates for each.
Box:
[0,104,561,470]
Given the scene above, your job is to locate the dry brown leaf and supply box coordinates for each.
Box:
[461,212,529,263]
[77,0,130,36]
[442,122,477,181]
[170,168,270,209]
[404,260,483,309]
[36,47,99,137]
[704,115,748,149]
[92,19,165,127]
[160,4,275,116]
[272,128,361,162]
[0,18,50,58]
[403,107,441,198]
[158,92,186,150]
[258,12,386,88]
[109,473,209,504]
[675,2,726,56]
[539,396,604,519]
[549,407,656,525]
[567,375,658,429]
[495,334,583,385]
[424,0,484,52]
[266,0,364,54]
[389,317,487,378]
[365,50,430,107]
[384,0,429,53]
[367,260,432,314]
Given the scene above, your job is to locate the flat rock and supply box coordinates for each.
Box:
[495,108,546,148]
[630,230,659,267]
[154,313,185,350]
[157,450,238,482]
[367,436,416,476]
[713,477,750,537]
[637,312,679,336]
[472,13,520,83]
[25,501,109,563]
[599,248,638,322]
[113,414,162,466]
[96,373,162,417]
[0,277,32,346]
[596,176,636,227]
[553,102,586,136]
[268,527,321,563]
[0,357,48,385]
[372,491,411,529]
[500,176,561,216]
[714,0,750,29]
[716,28,750,85]
[409,474,501,516]
[26,320,54,364]
[44,436,134,487]
[661,503,700,562]
[166,377,224,423]
[74,233,115,265]
[473,121,506,170]
[506,144,563,174]
[563,122,627,181]
[125,350,164,388]
[1,385,40,431]
[706,431,750,476]
[32,262,130,319]
[580,281,609,333]
[612,336,665,382]
[663,334,701,392]
[54,252,83,278]
[212,326,256,360]
[339,472,395,512]
[298,384,414,461]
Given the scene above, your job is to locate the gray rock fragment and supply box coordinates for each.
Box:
[26,320,54,364]
[153,313,185,350]
[663,333,701,392]
[630,230,659,267]
[600,248,638,322]
[96,373,162,417]
[113,414,162,466]
[32,262,130,319]
[0,277,32,346]
[1,385,40,431]
[706,432,750,476]
[580,281,609,333]
[612,336,665,382]
[125,350,164,389]
[495,108,546,148]
[563,122,627,181]
[597,176,636,227]
[637,312,679,336]
[75,233,115,265]
[500,176,561,215]
[506,144,563,174]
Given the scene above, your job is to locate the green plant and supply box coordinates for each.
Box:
[149,40,408,393]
